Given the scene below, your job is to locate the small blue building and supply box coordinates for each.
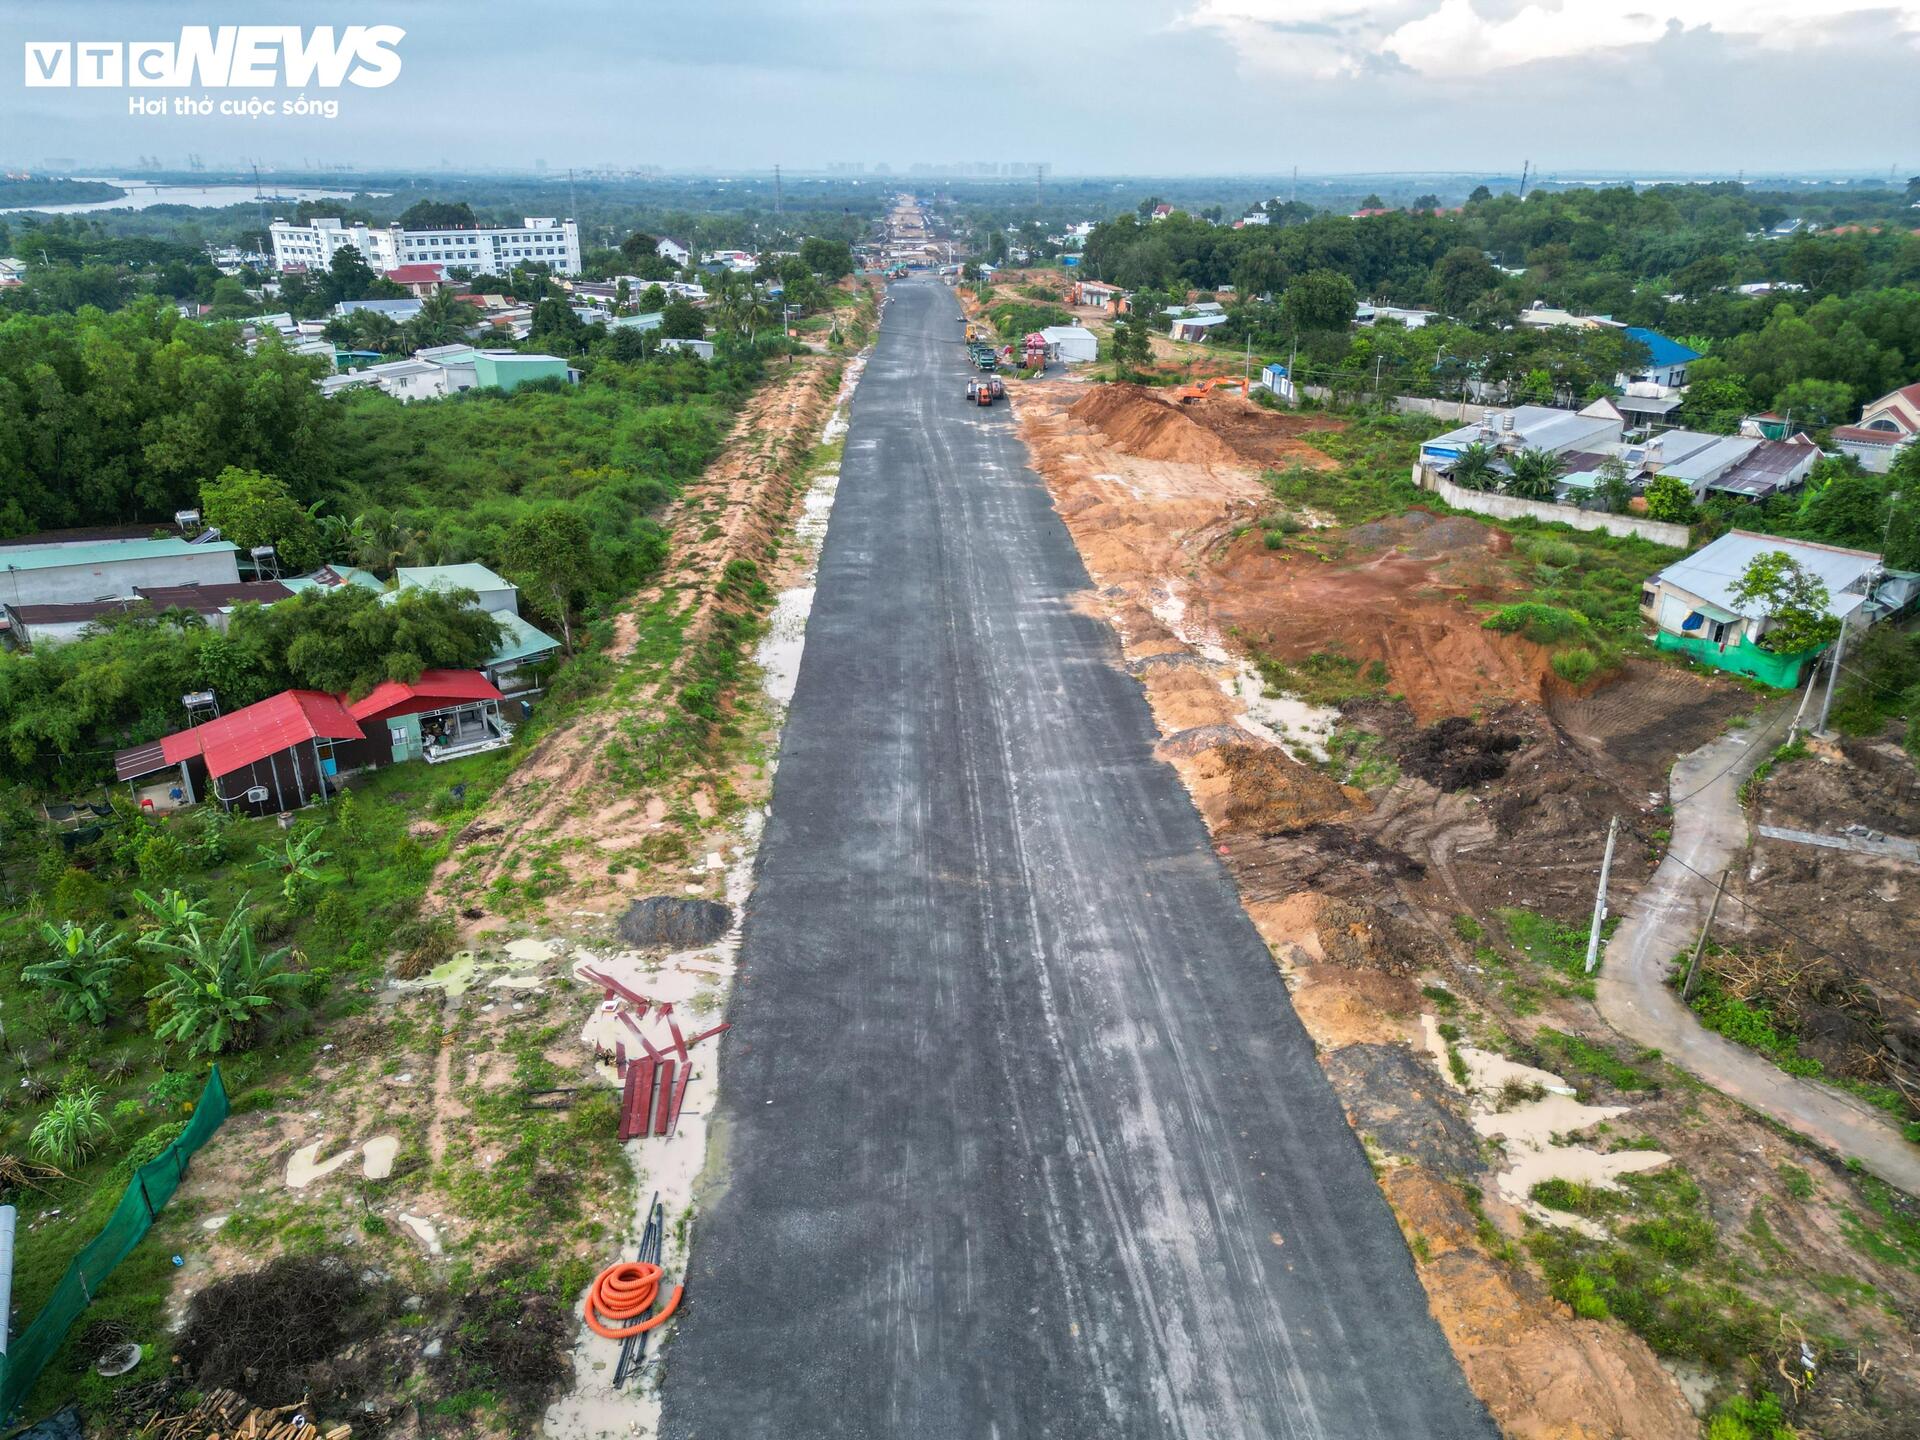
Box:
[1619,328,1702,391]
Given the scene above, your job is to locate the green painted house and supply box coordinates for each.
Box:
[1641,531,1884,689]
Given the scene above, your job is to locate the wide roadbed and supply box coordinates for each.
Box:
[661,279,1493,1439]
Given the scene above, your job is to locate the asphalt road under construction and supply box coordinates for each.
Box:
[661,278,1495,1440]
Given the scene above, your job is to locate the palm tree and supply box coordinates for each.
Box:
[1504,447,1565,500]
[140,895,305,1059]
[24,922,129,1026]
[407,286,468,348]
[1448,442,1500,491]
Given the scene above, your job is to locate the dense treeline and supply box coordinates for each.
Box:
[0,300,335,533]
[1076,184,1920,426]
[0,297,790,784]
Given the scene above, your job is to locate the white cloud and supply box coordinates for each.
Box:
[1180,0,1920,77]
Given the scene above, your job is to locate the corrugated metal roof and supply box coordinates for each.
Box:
[1622,327,1703,367]
[347,669,503,722]
[155,689,363,780]
[396,563,513,596]
[134,581,294,610]
[490,611,561,666]
[0,537,238,572]
[1655,531,1880,622]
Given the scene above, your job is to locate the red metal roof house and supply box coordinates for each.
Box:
[114,670,509,816]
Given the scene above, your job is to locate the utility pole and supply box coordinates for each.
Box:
[774,163,783,217]
[567,166,577,221]
[1518,159,1531,200]
[1582,815,1619,973]
[1681,869,1730,1002]
[1816,622,1849,733]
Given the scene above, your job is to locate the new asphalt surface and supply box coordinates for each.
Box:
[660,279,1495,1439]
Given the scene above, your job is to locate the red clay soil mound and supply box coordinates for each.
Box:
[1069,384,1245,466]
[1068,384,1342,470]
[1184,394,1344,469]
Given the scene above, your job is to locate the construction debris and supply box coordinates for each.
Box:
[135,1389,350,1439]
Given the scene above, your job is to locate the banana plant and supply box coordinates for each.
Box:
[139,895,304,1059]
[254,829,332,908]
[25,921,130,1026]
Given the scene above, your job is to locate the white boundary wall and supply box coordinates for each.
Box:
[1420,472,1691,547]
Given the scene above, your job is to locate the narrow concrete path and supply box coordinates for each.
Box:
[1594,704,1920,1194]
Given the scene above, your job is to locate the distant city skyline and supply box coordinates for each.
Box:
[4,1,1915,177]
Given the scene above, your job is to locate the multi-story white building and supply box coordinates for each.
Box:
[270,217,582,276]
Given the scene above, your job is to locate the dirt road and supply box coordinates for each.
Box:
[1596,708,1920,1193]
[660,279,1492,1438]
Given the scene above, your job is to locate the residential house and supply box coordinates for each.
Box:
[1168,313,1231,342]
[1418,403,1817,504]
[0,257,25,286]
[656,236,692,267]
[1071,280,1127,314]
[114,688,366,816]
[346,670,514,767]
[1517,304,1623,331]
[1640,531,1886,687]
[384,263,448,296]
[0,537,241,608]
[283,564,385,596]
[1832,382,1920,474]
[656,337,716,360]
[113,669,514,816]
[334,297,423,324]
[1616,328,1701,393]
[395,563,561,689]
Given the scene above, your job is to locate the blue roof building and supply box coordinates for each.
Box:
[1619,328,1703,392]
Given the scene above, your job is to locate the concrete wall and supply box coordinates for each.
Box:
[1296,384,1494,424]
[1421,474,1692,547]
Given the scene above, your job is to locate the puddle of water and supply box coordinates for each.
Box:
[1146,580,1338,761]
[1421,1015,1671,1236]
[361,1135,399,1180]
[285,1138,357,1190]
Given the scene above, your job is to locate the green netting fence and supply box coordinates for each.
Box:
[0,1066,229,1420]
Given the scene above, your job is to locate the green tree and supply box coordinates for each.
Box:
[24,921,129,1026]
[1731,551,1841,654]
[661,297,705,340]
[1110,306,1153,377]
[397,200,476,229]
[254,829,332,910]
[405,286,469,348]
[1431,247,1498,317]
[1773,377,1853,430]
[1593,455,1634,514]
[1643,473,1698,523]
[500,506,599,655]
[1796,466,1889,548]
[140,895,304,1058]
[201,466,323,573]
[1281,269,1358,335]
[228,585,502,697]
[799,236,853,279]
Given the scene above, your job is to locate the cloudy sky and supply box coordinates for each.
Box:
[4,1,1916,176]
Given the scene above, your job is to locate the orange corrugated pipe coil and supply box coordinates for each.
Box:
[583,1261,684,1339]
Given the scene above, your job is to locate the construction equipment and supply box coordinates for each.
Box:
[1171,376,1248,402]
[966,377,1005,406]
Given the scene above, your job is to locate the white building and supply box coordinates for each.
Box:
[1038,325,1098,365]
[271,217,582,276]
[656,237,691,267]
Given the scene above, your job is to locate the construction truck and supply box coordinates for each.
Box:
[966,376,1005,406]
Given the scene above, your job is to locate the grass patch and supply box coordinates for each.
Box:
[1252,646,1389,707]
[1532,1028,1657,1092]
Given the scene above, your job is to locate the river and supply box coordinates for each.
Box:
[0,178,381,216]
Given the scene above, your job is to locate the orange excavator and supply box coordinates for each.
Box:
[1172,376,1249,403]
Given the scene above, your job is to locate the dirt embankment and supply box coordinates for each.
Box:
[1732,735,1920,1108]
[1015,378,1920,1439]
[431,358,841,923]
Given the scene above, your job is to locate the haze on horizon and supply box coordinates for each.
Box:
[3,0,1915,177]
